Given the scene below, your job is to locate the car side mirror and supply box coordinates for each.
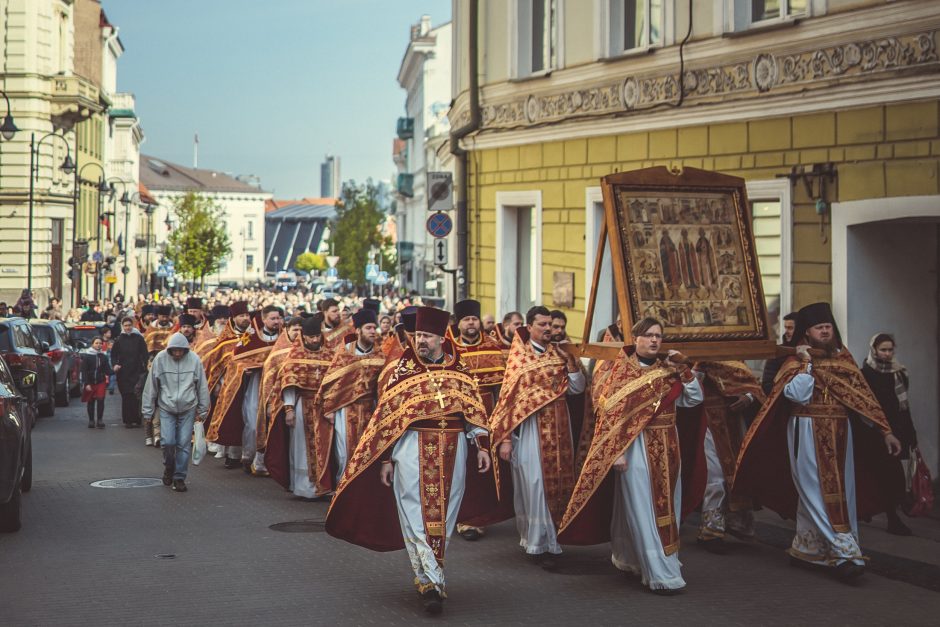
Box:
[75,339,89,349]
[15,370,37,391]
[39,341,50,353]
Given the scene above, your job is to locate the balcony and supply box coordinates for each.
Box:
[397,117,415,140]
[50,75,103,129]
[396,173,414,198]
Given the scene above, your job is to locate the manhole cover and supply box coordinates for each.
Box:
[269,520,326,533]
[90,478,164,489]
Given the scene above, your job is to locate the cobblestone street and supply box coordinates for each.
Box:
[2,400,939,626]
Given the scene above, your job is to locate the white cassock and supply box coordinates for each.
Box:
[784,367,864,566]
[392,424,485,595]
[609,366,702,591]
[511,341,586,556]
[243,329,278,471]
[332,343,372,485]
[282,387,316,498]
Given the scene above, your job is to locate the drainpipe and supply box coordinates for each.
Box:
[449,0,479,302]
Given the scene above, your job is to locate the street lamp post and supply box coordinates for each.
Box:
[144,204,155,295]
[27,131,75,294]
[74,162,110,304]
[105,178,131,301]
[0,90,18,141]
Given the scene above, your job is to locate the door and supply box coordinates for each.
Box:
[50,219,64,299]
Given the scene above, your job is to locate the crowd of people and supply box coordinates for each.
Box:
[54,285,922,615]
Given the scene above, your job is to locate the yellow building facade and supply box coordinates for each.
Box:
[450,0,940,471]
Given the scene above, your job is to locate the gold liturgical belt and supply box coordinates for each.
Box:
[647,411,677,429]
[792,403,848,420]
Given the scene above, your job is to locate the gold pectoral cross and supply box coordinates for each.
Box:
[430,374,446,409]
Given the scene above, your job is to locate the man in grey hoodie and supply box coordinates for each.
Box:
[142,332,210,492]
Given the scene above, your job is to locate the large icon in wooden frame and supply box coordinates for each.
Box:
[581,166,777,360]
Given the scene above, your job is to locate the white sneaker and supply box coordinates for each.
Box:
[154,438,161,448]
[214,449,226,459]
[145,437,153,446]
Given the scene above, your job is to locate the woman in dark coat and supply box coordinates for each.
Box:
[110,317,149,427]
[861,333,918,536]
[82,336,113,429]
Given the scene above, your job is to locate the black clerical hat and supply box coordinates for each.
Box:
[352,309,377,329]
[454,299,481,322]
[415,307,450,337]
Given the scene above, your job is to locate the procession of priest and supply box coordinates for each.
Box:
[124,293,911,615]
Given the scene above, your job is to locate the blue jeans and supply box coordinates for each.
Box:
[160,408,196,481]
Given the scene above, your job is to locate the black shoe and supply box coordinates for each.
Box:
[421,590,443,615]
[242,461,252,475]
[96,421,105,429]
[162,468,173,486]
[459,527,483,541]
[529,553,558,571]
[886,511,913,536]
[171,479,187,492]
[834,561,865,582]
[124,423,133,429]
[88,421,95,429]
[651,587,683,596]
[697,537,729,554]
[224,457,241,470]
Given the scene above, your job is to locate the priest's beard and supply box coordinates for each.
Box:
[807,336,838,355]
[460,327,480,343]
[303,339,321,351]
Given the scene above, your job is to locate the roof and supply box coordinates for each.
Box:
[264,201,337,274]
[139,154,268,194]
[138,182,157,205]
[265,197,337,213]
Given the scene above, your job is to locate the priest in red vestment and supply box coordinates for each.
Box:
[732,302,901,582]
[326,306,497,615]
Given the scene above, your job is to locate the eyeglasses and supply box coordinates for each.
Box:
[639,333,663,340]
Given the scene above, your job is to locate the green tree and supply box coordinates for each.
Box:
[164,192,232,290]
[327,180,396,285]
[295,251,327,273]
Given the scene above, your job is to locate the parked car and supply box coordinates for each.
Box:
[65,321,109,350]
[0,317,55,420]
[0,354,34,532]
[30,319,81,405]
[275,271,298,290]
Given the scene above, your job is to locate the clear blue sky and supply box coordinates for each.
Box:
[103,0,450,198]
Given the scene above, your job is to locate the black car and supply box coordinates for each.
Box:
[30,319,81,405]
[65,321,110,350]
[0,354,34,532]
[0,317,56,420]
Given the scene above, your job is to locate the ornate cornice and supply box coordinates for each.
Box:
[469,29,939,132]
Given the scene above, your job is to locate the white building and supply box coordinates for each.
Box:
[106,92,145,299]
[395,15,455,306]
[139,155,271,289]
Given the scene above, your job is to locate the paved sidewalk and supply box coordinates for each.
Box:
[1,398,938,626]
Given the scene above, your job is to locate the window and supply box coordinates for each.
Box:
[246,221,254,240]
[607,0,663,55]
[746,179,792,341]
[515,0,557,77]
[496,191,542,316]
[731,0,808,32]
[246,254,254,269]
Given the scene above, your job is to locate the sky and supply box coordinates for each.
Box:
[103,0,450,199]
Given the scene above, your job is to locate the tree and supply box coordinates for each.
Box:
[295,251,327,273]
[164,192,232,290]
[327,180,396,286]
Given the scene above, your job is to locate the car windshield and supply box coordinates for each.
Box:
[0,325,11,352]
[31,325,56,345]
[69,326,103,345]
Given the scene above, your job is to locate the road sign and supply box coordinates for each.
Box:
[427,172,454,212]
[432,237,448,265]
[326,267,338,282]
[426,212,453,238]
[374,271,389,286]
[365,263,379,281]
[326,255,339,268]
[92,251,104,262]
[156,267,168,278]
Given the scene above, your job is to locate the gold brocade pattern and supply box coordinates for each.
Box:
[144,326,173,353]
[327,350,490,513]
[320,345,385,415]
[559,352,682,535]
[644,412,681,555]
[419,429,461,564]
[255,333,294,450]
